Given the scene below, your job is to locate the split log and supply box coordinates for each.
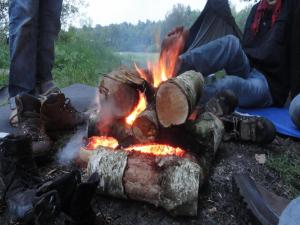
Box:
[99,68,147,119]
[86,147,202,217]
[132,104,159,143]
[156,70,204,128]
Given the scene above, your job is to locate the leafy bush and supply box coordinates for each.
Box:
[53,27,121,87]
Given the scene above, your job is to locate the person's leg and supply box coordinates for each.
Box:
[8,0,39,98]
[179,35,251,78]
[289,93,300,129]
[36,0,63,94]
[202,69,273,108]
[279,196,300,225]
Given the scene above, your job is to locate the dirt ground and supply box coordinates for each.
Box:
[1,134,299,225]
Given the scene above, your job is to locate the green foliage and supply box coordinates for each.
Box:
[232,5,253,31]
[162,4,199,36]
[53,27,121,87]
[95,4,200,53]
[0,39,8,68]
[267,152,300,198]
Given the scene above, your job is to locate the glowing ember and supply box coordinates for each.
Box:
[125,144,186,157]
[85,136,186,157]
[126,91,147,125]
[85,136,119,150]
[135,33,184,88]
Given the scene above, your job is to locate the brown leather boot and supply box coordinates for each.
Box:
[41,93,86,131]
[232,173,290,225]
[15,94,52,157]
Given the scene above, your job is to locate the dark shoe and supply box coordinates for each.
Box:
[41,93,86,131]
[0,135,60,223]
[66,172,100,225]
[15,93,52,157]
[232,174,290,225]
[34,190,61,225]
[205,90,238,117]
[39,80,60,95]
[221,112,276,144]
[36,170,81,213]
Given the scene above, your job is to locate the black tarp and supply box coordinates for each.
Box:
[184,0,242,51]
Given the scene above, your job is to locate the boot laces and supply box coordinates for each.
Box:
[229,116,240,139]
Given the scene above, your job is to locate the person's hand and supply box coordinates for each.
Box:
[167,26,184,37]
[161,27,189,54]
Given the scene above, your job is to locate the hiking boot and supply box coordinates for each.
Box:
[0,135,60,223]
[15,93,52,157]
[205,90,239,117]
[232,173,290,225]
[37,171,100,225]
[66,172,100,225]
[38,80,61,96]
[41,93,86,131]
[36,170,81,213]
[221,112,276,144]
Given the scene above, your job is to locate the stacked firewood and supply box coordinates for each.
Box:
[88,68,222,147]
[84,68,225,217]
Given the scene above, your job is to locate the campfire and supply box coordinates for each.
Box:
[80,37,224,217]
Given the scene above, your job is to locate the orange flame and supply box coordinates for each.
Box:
[85,136,119,150]
[125,144,186,157]
[85,136,186,157]
[126,91,147,125]
[135,32,185,88]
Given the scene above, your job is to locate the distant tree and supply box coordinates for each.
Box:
[231,4,254,31]
[162,4,200,37]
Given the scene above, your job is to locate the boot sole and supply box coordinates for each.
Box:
[232,174,279,225]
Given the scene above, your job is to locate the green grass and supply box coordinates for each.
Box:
[53,30,122,88]
[0,31,122,89]
[267,151,300,198]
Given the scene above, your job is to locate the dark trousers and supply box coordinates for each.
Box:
[9,0,63,97]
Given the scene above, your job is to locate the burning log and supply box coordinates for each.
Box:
[99,68,148,119]
[132,104,159,143]
[87,111,134,146]
[156,70,204,128]
[85,147,202,217]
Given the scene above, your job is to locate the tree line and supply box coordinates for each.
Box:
[70,3,252,53]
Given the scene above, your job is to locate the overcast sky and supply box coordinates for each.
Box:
[83,0,253,26]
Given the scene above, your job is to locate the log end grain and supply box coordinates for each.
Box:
[156,82,189,128]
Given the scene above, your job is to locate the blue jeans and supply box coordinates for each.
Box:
[8,0,63,97]
[279,197,300,225]
[180,35,273,107]
[289,94,300,129]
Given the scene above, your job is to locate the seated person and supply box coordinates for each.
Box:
[164,0,300,129]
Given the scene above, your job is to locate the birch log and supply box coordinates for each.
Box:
[99,68,146,119]
[156,70,204,128]
[86,148,202,217]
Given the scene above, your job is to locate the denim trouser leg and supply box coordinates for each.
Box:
[179,35,273,107]
[180,35,251,77]
[279,197,300,225]
[9,0,39,97]
[36,0,62,83]
[289,94,300,129]
[203,70,273,107]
